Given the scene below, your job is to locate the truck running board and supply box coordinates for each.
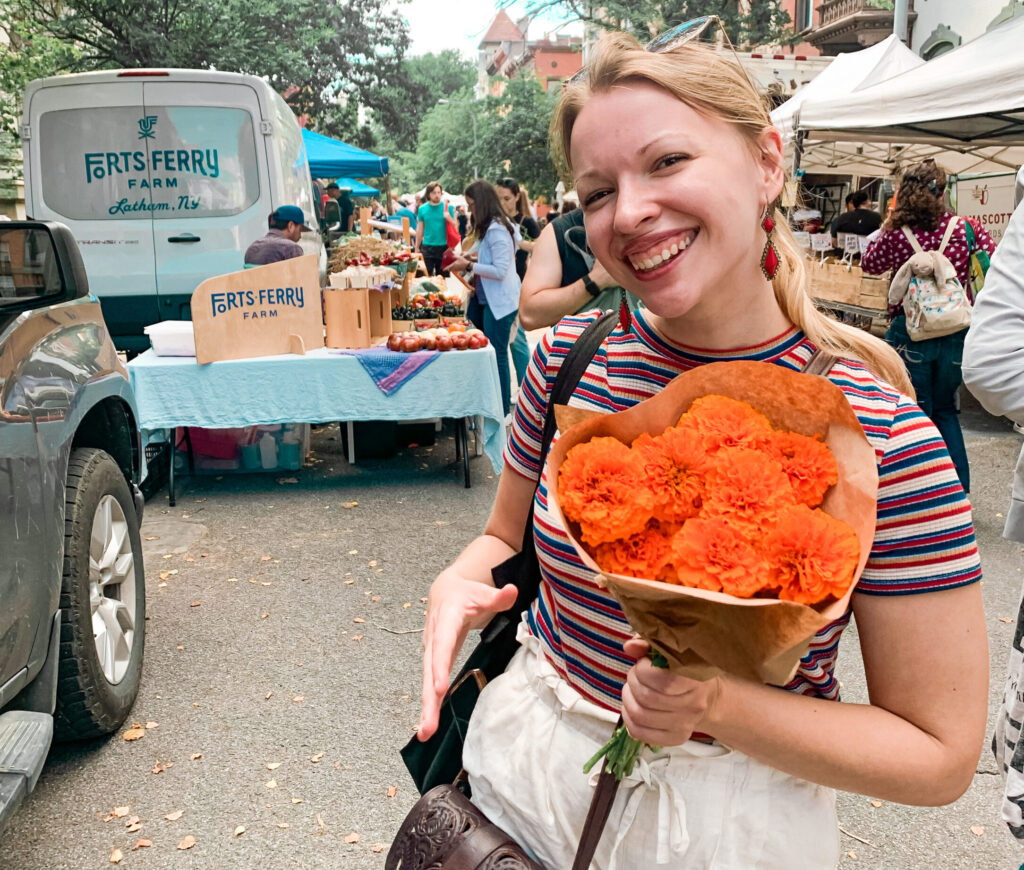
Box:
[0,711,53,830]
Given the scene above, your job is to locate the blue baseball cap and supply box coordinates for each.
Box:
[271,205,312,231]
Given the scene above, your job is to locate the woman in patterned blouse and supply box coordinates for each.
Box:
[862,159,996,493]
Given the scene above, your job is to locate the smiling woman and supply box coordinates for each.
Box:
[415,28,988,870]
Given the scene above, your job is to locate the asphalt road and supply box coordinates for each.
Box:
[3,397,1024,870]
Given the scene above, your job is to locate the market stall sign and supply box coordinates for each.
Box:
[190,254,324,364]
[954,173,1016,244]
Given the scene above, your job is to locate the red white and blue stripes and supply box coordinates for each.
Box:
[504,308,981,711]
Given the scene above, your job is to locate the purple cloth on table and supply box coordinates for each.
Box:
[330,347,439,396]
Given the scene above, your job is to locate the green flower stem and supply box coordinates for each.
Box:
[583,649,670,781]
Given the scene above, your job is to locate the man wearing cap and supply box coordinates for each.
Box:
[244,206,310,266]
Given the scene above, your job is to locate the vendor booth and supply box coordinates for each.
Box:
[300,129,389,178]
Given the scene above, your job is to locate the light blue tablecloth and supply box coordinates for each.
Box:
[127,346,506,472]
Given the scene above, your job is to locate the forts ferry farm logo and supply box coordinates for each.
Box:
[210,286,306,320]
[84,115,220,188]
[138,115,158,139]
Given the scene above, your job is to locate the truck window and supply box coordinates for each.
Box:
[269,90,314,217]
[39,106,260,221]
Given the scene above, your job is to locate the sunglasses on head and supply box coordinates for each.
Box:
[568,15,745,85]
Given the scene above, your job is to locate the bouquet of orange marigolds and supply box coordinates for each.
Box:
[546,360,879,780]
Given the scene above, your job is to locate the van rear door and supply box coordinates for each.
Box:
[141,81,270,321]
[27,81,159,348]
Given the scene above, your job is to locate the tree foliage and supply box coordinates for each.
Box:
[510,0,795,49]
[4,0,413,138]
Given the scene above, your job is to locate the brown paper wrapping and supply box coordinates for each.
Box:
[547,360,879,686]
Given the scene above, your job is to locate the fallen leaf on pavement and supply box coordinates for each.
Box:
[122,727,145,741]
[348,549,358,555]
[971,825,984,836]
[201,551,210,557]
[266,762,282,770]
[343,579,355,585]
[191,753,202,760]
[162,553,173,559]
[847,850,857,860]
[292,797,303,804]
[260,555,273,562]
[353,617,365,624]
[151,761,172,775]
[345,832,360,844]
[292,695,304,703]
[869,800,882,808]
[266,779,277,789]
[226,577,239,583]
[341,501,358,508]
[370,595,381,602]
[234,826,246,837]
[277,822,290,829]
[1001,617,1014,623]
[190,600,201,607]
[178,835,196,850]
[386,786,397,798]
[309,753,324,763]
[261,612,270,619]
[126,821,142,833]
[165,809,184,821]
[265,691,273,700]
[368,560,379,568]
[109,806,130,819]
[185,556,195,563]
[125,815,140,828]
[132,839,152,850]
[371,843,387,853]
[176,645,184,651]
[159,571,171,580]
[145,535,157,540]
[403,602,411,609]
[110,848,124,864]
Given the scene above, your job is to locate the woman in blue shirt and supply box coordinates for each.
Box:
[450,180,521,416]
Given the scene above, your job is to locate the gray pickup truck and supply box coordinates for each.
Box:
[0,220,146,828]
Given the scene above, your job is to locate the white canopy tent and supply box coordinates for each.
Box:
[771,35,922,144]
[792,15,1024,178]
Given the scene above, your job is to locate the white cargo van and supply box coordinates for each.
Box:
[22,69,323,352]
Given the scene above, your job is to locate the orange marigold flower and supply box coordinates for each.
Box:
[670,516,767,595]
[765,504,860,606]
[677,394,774,453]
[558,436,654,546]
[593,521,675,579]
[770,431,838,508]
[700,447,795,526]
[633,428,708,523]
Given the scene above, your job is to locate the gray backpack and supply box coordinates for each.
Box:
[888,218,971,341]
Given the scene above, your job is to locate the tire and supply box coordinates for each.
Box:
[55,447,146,740]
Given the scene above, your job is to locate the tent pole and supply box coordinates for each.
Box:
[384,174,393,215]
[789,125,807,222]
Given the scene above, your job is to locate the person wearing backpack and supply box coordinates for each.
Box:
[862,159,995,493]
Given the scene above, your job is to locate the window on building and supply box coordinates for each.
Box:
[795,0,814,30]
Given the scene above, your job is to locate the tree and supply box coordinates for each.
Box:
[7,0,413,136]
[509,0,795,49]
[480,76,559,201]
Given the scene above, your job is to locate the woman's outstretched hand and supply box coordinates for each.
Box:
[620,637,721,748]
[418,570,519,742]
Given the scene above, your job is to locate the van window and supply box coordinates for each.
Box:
[39,106,260,221]
[269,90,314,217]
[0,226,63,304]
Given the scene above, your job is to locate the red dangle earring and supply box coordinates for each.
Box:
[760,207,780,280]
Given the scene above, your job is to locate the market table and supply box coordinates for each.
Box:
[127,346,506,503]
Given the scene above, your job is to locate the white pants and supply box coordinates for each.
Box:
[463,628,840,870]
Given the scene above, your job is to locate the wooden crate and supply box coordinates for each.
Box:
[324,287,370,348]
[858,274,889,311]
[811,261,862,304]
[368,288,393,339]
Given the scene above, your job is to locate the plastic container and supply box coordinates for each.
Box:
[259,433,278,469]
[240,444,261,470]
[144,321,196,357]
[279,441,301,470]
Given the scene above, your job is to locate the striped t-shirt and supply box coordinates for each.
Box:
[504,308,981,711]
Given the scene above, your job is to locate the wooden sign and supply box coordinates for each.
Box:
[360,207,372,236]
[190,254,325,365]
[401,216,411,246]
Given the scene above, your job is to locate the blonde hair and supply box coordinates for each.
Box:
[551,32,913,395]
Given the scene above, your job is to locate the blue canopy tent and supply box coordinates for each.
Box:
[301,129,389,178]
[331,178,379,197]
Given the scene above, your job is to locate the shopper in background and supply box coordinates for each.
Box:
[962,167,1024,841]
[830,191,882,242]
[415,181,456,276]
[518,205,637,330]
[496,177,541,391]
[862,159,995,493]
[448,180,520,417]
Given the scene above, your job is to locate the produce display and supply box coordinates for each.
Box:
[384,326,490,353]
[392,290,464,320]
[328,237,415,273]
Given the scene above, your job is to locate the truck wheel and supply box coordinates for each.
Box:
[55,448,145,740]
